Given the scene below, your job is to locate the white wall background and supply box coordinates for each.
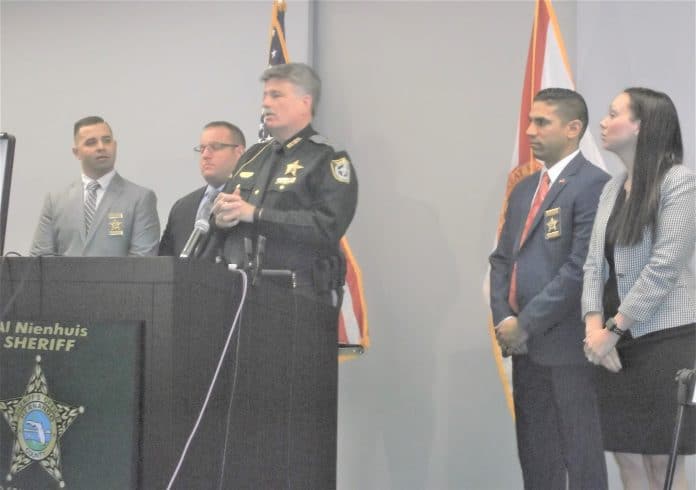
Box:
[2,1,694,489]
[577,0,695,177]
[0,0,310,242]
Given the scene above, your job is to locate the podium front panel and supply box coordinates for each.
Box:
[0,320,143,489]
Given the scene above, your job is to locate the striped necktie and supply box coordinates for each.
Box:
[84,180,100,233]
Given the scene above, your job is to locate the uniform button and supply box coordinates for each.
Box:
[279,185,285,190]
[253,189,260,195]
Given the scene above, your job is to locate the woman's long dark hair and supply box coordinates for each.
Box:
[609,87,683,246]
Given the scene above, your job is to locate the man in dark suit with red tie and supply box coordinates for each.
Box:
[489,88,610,490]
[159,121,246,256]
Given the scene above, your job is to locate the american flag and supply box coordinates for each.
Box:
[258,0,289,142]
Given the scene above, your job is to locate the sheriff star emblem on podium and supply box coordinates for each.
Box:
[0,355,84,488]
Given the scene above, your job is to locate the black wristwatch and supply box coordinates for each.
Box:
[604,317,626,337]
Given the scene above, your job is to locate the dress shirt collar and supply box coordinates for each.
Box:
[204,183,225,198]
[81,169,116,190]
[543,149,579,185]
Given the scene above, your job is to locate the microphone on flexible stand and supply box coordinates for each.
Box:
[180,219,210,258]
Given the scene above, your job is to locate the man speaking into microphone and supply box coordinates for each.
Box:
[209,63,358,307]
[203,63,357,489]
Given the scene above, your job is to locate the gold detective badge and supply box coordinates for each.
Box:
[544,207,561,239]
[107,212,124,236]
[0,356,84,488]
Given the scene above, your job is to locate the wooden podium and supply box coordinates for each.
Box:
[0,257,337,489]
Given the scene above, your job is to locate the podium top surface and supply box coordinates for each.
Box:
[0,256,236,284]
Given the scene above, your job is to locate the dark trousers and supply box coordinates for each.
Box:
[512,356,608,490]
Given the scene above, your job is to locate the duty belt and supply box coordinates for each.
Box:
[264,256,345,292]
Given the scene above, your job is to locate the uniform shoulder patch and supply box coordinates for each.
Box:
[330,156,351,184]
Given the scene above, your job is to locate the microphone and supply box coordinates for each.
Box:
[180,219,210,259]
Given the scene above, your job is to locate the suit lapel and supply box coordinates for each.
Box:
[68,180,88,243]
[512,179,537,252]
[189,187,207,224]
[520,154,583,249]
[595,176,625,255]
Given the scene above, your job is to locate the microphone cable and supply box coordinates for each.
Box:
[166,267,248,490]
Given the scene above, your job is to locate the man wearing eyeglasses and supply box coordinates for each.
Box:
[30,115,160,257]
[208,63,358,307]
[158,121,246,256]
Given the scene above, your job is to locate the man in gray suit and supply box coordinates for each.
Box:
[30,116,160,257]
[158,121,245,256]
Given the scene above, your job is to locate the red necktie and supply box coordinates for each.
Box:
[508,172,551,313]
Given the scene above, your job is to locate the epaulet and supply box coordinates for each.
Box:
[309,133,344,153]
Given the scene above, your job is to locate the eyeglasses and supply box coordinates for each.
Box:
[193,142,239,153]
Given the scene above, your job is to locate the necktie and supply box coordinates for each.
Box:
[508,172,551,313]
[196,189,219,222]
[84,180,100,233]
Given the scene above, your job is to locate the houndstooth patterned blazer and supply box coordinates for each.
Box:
[582,164,696,337]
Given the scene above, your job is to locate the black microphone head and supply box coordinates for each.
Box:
[194,219,210,234]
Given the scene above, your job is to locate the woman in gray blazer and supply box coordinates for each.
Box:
[582,88,696,490]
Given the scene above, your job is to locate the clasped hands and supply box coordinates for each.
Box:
[496,313,624,372]
[495,317,528,356]
[212,187,256,228]
[583,313,622,373]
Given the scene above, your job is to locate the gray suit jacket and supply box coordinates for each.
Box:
[582,165,696,337]
[30,172,160,257]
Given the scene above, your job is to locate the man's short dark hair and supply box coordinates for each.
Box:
[74,116,112,138]
[534,88,589,140]
[204,121,246,147]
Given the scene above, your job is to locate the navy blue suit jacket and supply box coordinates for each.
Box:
[490,152,609,365]
[158,186,206,256]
